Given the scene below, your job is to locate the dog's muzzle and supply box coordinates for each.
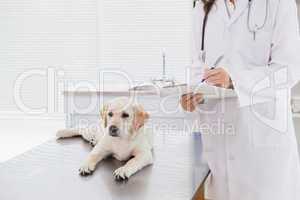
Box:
[109,125,119,137]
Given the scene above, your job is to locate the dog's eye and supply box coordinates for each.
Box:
[108,112,113,117]
[121,112,129,118]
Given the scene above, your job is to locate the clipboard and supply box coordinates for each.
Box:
[129,81,237,100]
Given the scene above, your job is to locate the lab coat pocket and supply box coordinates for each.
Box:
[250,102,287,148]
[241,31,272,66]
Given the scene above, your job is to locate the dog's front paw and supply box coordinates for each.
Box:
[79,164,95,176]
[113,166,131,182]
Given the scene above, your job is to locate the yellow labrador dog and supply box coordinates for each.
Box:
[56,97,153,181]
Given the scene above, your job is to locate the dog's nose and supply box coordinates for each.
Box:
[109,125,119,137]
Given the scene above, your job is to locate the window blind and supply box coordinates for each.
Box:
[97,0,192,83]
[0,0,97,112]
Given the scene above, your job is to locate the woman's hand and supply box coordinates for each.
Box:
[203,68,233,89]
[180,93,204,112]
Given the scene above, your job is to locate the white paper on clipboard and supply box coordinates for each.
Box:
[159,82,237,99]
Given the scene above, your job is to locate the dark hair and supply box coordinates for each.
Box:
[201,0,216,14]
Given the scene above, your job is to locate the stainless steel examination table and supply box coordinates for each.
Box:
[0,132,209,200]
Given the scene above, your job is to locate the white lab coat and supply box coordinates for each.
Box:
[191,0,300,199]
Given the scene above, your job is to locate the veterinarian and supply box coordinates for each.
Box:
[180,0,300,199]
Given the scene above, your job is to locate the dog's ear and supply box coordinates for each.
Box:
[100,104,108,128]
[132,104,149,131]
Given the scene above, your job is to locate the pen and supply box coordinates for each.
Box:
[201,55,224,83]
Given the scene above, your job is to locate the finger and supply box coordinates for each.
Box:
[181,96,194,107]
[182,93,193,99]
[181,94,192,103]
[203,66,210,72]
[206,80,223,86]
[194,96,203,104]
[205,76,221,85]
[194,93,203,98]
[206,80,224,87]
[181,98,193,104]
[193,93,203,100]
[183,102,195,112]
[187,93,195,99]
[203,69,221,79]
[182,93,193,97]
[180,99,188,110]
[194,94,203,100]
[194,92,203,98]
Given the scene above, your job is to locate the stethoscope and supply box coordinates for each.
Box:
[247,0,269,40]
[195,0,269,55]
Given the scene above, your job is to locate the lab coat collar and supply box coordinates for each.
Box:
[226,0,249,27]
[214,0,231,25]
